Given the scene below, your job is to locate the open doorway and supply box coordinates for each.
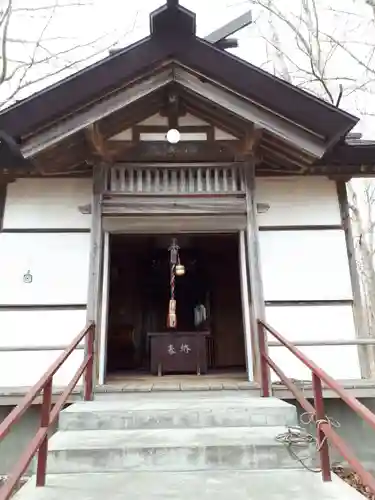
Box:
[104,233,246,379]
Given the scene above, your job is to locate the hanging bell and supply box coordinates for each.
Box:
[175,264,185,276]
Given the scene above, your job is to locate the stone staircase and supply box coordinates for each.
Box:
[15,391,363,499]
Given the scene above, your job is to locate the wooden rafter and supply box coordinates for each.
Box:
[260,144,307,169]
[259,157,305,174]
[181,93,245,138]
[262,132,314,163]
[183,104,242,140]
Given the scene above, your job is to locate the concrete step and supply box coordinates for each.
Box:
[46,426,311,473]
[14,470,364,500]
[59,392,297,431]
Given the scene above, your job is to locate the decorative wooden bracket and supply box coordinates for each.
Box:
[256,202,270,214]
[78,203,91,215]
[243,126,263,156]
[84,123,112,162]
[234,125,263,162]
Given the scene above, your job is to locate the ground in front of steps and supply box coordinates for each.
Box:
[14,469,364,500]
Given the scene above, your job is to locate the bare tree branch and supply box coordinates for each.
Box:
[13,3,91,13]
[0,0,134,106]
[0,0,12,85]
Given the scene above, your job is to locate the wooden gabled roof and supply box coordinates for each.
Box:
[0,1,356,145]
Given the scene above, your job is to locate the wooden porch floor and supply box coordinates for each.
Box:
[98,371,257,392]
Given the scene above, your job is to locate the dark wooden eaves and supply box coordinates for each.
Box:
[318,143,375,165]
[0,131,33,171]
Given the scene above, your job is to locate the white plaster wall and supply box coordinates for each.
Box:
[0,350,84,387]
[259,230,352,301]
[0,233,90,305]
[0,178,92,388]
[179,113,208,126]
[0,309,86,346]
[0,310,86,387]
[256,176,341,226]
[3,178,92,229]
[265,305,360,380]
[139,113,168,126]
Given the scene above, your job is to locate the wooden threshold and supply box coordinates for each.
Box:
[98,371,253,393]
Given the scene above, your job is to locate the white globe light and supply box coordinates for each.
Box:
[166,128,180,144]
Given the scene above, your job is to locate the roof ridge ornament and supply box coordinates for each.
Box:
[150,0,196,39]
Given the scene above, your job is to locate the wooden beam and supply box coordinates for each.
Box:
[205,11,252,44]
[101,195,246,215]
[216,38,238,50]
[328,174,352,183]
[105,140,237,162]
[336,181,372,378]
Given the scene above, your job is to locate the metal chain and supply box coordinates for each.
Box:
[275,412,341,473]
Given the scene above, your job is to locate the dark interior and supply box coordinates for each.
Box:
[106,233,246,376]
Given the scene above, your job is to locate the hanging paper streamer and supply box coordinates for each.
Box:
[167,299,177,329]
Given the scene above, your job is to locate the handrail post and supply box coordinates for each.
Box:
[84,325,95,401]
[258,321,271,397]
[36,379,52,487]
[312,373,331,482]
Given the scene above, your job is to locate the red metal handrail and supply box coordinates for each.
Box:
[0,322,95,500]
[258,318,375,493]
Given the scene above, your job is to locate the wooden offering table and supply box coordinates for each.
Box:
[148,331,209,376]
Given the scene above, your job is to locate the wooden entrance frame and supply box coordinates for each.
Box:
[94,206,259,385]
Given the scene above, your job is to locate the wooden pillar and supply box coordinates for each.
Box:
[239,230,254,381]
[336,181,371,378]
[86,163,106,392]
[0,183,7,229]
[243,157,266,383]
